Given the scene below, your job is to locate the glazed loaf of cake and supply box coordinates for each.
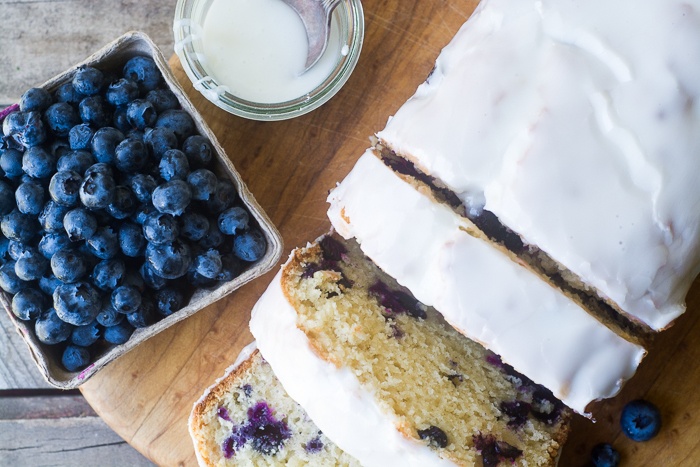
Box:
[250,236,571,466]
[376,0,700,333]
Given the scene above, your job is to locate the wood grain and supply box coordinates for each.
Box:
[80,1,700,466]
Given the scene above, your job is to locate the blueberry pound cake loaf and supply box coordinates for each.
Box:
[250,236,571,466]
[189,343,359,466]
[375,0,700,334]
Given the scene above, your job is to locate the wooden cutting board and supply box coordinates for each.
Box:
[81,1,700,465]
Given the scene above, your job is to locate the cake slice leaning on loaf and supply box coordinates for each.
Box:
[376,0,700,333]
[327,150,646,415]
[251,235,571,467]
[189,342,360,466]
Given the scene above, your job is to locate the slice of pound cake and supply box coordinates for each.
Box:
[376,0,700,332]
[328,150,645,414]
[189,342,359,466]
[250,235,571,466]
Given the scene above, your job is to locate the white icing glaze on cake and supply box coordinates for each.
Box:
[250,268,457,467]
[327,151,645,414]
[377,0,700,331]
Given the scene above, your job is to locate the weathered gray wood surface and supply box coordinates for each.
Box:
[1,1,173,465]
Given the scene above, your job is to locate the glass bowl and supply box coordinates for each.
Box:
[174,0,364,120]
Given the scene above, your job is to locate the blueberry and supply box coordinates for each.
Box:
[51,248,87,282]
[79,95,111,127]
[70,321,101,347]
[91,127,125,164]
[417,426,449,449]
[53,281,102,326]
[12,288,46,320]
[199,222,225,249]
[15,181,45,215]
[49,170,82,207]
[63,208,97,242]
[182,135,214,168]
[106,185,137,220]
[22,146,56,179]
[233,228,266,262]
[126,297,156,328]
[35,308,73,345]
[620,400,661,442]
[38,231,70,259]
[68,123,94,150]
[159,149,189,181]
[126,99,157,130]
[144,127,178,158]
[139,262,167,290]
[2,209,39,242]
[2,110,26,137]
[54,82,84,106]
[114,138,148,173]
[103,320,134,345]
[152,180,192,216]
[85,226,119,260]
[123,56,161,92]
[56,149,95,175]
[143,211,179,245]
[194,249,222,279]
[112,105,131,133]
[206,179,237,214]
[45,102,80,137]
[146,88,179,113]
[131,203,157,225]
[105,78,139,107]
[85,162,113,178]
[155,109,195,142]
[50,139,72,159]
[219,207,249,235]
[180,211,209,241]
[17,111,47,147]
[128,174,157,203]
[72,67,103,96]
[155,287,185,316]
[116,222,144,258]
[217,254,243,282]
[62,344,91,372]
[79,171,116,209]
[187,169,217,201]
[0,148,24,178]
[96,302,124,327]
[20,88,53,112]
[15,246,49,280]
[91,258,126,290]
[0,181,15,216]
[591,443,620,467]
[0,236,9,261]
[0,261,21,293]
[145,240,192,279]
[7,240,31,261]
[38,274,63,296]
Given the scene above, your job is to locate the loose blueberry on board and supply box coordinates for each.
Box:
[591,443,620,467]
[35,308,73,345]
[620,399,662,442]
[61,345,91,372]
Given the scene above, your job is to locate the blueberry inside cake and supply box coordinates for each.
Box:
[252,235,570,466]
[189,345,359,466]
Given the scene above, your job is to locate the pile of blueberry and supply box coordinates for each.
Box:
[0,56,267,373]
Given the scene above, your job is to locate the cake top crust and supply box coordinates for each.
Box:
[377,0,700,330]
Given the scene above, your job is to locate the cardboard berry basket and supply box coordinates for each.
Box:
[0,31,283,389]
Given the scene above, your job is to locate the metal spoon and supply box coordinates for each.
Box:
[281,0,343,71]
